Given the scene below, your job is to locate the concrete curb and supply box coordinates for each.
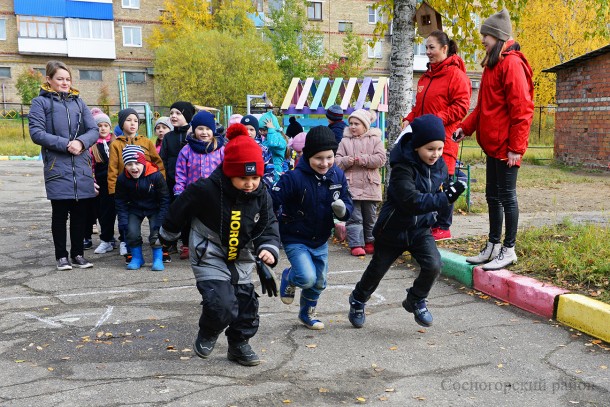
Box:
[472,266,569,319]
[556,294,610,343]
[439,250,610,343]
[438,249,474,287]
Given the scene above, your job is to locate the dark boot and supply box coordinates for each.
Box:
[227,341,260,366]
[402,288,433,327]
[194,334,218,359]
[348,293,366,328]
[298,295,324,330]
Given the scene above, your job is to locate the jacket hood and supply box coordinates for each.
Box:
[258,111,281,131]
[502,41,533,78]
[39,83,80,98]
[342,126,382,139]
[426,54,467,77]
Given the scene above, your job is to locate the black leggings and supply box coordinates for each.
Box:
[51,199,93,260]
[485,156,519,248]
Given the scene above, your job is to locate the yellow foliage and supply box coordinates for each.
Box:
[516,0,609,105]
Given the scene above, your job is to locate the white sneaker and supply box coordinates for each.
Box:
[94,240,115,254]
[466,242,501,264]
[119,241,128,256]
[482,246,517,270]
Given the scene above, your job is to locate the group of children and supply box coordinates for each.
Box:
[76,102,464,367]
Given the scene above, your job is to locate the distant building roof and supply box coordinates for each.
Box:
[543,44,610,73]
[14,0,113,20]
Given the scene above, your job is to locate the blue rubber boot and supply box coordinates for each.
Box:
[280,267,296,305]
[298,295,324,330]
[151,247,164,271]
[126,246,145,270]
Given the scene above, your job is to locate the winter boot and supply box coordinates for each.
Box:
[194,334,219,359]
[151,247,165,271]
[126,246,145,270]
[482,246,517,270]
[466,242,501,264]
[402,288,433,327]
[279,267,296,305]
[298,296,324,330]
[227,341,260,366]
[348,293,366,328]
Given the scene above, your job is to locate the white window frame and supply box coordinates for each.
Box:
[368,6,380,24]
[122,0,140,9]
[122,26,142,47]
[367,41,382,59]
[307,1,323,21]
[0,18,6,41]
[69,19,113,40]
[414,42,426,56]
[338,21,353,33]
[18,16,64,39]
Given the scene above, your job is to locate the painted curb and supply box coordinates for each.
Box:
[473,267,570,319]
[438,249,474,287]
[556,294,610,343]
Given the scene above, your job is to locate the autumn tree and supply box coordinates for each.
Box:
[15,68,43,104]
[516,0,609,105]
[154,30,283,107]
[319,30,374,79]
[264,0,325,87]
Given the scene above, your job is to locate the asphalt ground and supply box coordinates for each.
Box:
[0,161,608,406]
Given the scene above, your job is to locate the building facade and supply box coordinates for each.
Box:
[0,0,480,111]
[544,45,610,170]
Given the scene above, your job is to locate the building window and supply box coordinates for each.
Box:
[80,70,102,81]
[69,19,113,40]
[414,42,426,56]
[367,41,382,59]
[307,2,322,21]
[368,6,379,24]
[0,67,10,78]
[124,71,146,84]
[0,18,6,40]
[34,68,46,76]
[122,26,142,47]
[122,0,140,9]
[338,21,353,32]
[268,0,283,12]
[18,16,64,39]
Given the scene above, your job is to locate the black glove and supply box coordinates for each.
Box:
[443,180,466,203]
[255,258,278,297]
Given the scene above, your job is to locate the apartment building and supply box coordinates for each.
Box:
[0,0,479,110]
[0,0,164,108]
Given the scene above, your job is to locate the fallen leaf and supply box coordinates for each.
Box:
[389,346,398,350]
[180,356,190,360]
[305,344,317,348]
[379,396,388,401]
[36,346,43,351]
[413,396,426,401]
[356,397,366,403]
[319,388,329,393]
[282,400,291,404]
[497,363,503,368]
[15,360,26,363]
[592,340,602,344]
[166,346,175,350]
[575,370,583,374]
[47,367,54,371]
[600,365,607,370]
[417,329,426,334]
[61,357,70,360]
[182,348,192,353]
[385,388,395,392]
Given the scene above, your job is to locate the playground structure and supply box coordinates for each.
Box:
[279,77,389,135]
[118,73,154,139]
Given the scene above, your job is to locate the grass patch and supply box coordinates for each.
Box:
[0,119,39,157]
[438,220,610,304]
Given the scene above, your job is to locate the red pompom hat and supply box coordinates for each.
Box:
[222,123,264,177]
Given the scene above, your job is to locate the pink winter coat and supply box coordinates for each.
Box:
[335,127,386,201]
[174,143,225,195]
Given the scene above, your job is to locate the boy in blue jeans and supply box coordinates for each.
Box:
[115,145,170,271]
[347,115,465,328]
[271,126,353,330]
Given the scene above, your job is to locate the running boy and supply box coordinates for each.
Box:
[115,145,170,271]
[160,123,280,366]
[270,126,353,330]
[347,115,465,328]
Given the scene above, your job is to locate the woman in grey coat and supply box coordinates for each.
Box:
[29,60,99,270]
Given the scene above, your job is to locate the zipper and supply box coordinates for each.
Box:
[63,98,79,202]
[420,77,434,114]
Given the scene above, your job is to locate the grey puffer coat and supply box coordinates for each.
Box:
[29,85,99,201]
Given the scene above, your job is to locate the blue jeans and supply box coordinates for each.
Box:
[284,242,329,301]
[126,212,161,248]
[486,156,519,247]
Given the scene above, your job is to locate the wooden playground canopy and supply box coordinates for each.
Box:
[280,77,389,116]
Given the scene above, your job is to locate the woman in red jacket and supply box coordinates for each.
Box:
[403,30,471,241]
[454,9,534,270]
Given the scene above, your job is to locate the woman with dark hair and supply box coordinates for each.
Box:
[29,60,99,270]
[402,29,471,241]
[454,9,534,270]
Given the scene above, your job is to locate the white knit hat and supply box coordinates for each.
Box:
[348,109,377,132]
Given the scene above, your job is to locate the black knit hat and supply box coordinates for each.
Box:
[240,115,259,135]
[170,101,195,123]
[286,116,304,138]
[410,114,446,149]
[303,126,338,160]
[118,108,139,132]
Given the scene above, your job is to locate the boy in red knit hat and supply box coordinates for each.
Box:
[160,123,280,366]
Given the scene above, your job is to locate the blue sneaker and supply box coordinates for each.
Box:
[348,293,366,328]
[280,268,295,305]
[402,291,433,327]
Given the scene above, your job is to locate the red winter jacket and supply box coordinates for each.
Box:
[461,41,534,166]
[405,54,471,175]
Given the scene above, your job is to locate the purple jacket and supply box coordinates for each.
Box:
[174,136,225,195]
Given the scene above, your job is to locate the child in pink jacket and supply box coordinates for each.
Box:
[335,109,387,257]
